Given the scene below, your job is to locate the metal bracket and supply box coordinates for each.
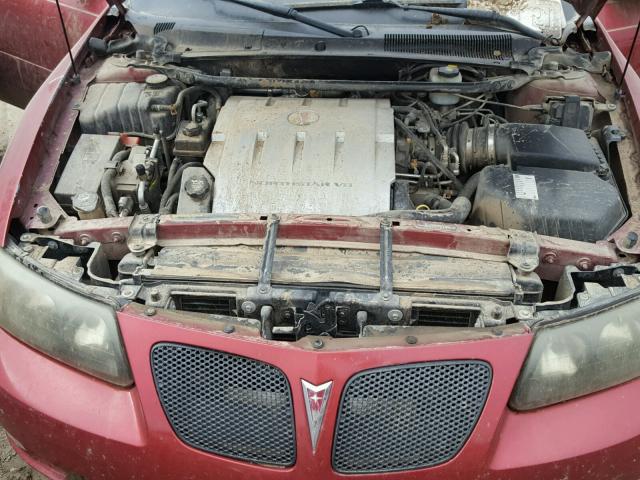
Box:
[379,219,394,302]
[241,218,409,338]
[507,230,540,272]
[127,214,160,255]
[609,215,640,256]
[257,215,279,295]
[601,125,626,160]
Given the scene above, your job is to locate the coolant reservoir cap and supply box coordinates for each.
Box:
[145,73,169,88]
[437,65,460,78]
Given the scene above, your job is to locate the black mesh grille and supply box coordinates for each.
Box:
[411,307,479,327]
[151,343,296,466]
[173,294,236,316]
[333,361,491,473]
[384,33,512,60]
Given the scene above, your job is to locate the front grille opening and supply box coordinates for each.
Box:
[333,361,492,473]
[151,343,296,466]
[411,306,479,327]
[172,294,236,316]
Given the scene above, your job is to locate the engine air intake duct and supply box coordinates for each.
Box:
[449,123,604,174]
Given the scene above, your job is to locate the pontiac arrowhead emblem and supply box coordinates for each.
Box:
[301,379,332,453]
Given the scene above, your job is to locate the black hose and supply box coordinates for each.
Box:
[377,173,480,223]
[100,149,130,218]
[161,135,171,170]
[101,170,118,217]
[414,192,453,210]
[160,193,180,214]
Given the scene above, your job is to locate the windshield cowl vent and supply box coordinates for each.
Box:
[384,33,513,61]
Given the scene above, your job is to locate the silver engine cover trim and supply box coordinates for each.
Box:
[203,96,395,216]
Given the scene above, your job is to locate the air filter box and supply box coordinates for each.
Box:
[470,165,628,242]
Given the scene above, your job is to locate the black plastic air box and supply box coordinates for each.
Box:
[470,165,627,243]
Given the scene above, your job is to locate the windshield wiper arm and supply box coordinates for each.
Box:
[218,0,364,37]
[384,1,548,42]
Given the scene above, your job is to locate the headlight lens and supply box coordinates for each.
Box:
[510,295,640,410]
[0,248,132,386]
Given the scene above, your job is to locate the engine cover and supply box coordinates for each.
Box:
[203,96,395,216]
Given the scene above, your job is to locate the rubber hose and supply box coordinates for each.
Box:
[100,150,130,218]
[160,193,180,215]
[101,169,118,217]
[378,173,480,223]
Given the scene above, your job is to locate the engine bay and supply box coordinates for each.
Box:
[10,9,640,340]
[55,59,629,242]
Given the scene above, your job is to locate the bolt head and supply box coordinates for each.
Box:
[623,231,639,249]
[387,309,403,323]
[406,335,418,345]
[144,307,157,316]
[577,258,592,271]
[223,324,235,334]
[258,286,270,294]
[35,205,53,224]
[312,339,324,349]
[519,309,532,319]
[149,289,161,302]
[184,175,210,198]
[111,232,124,243]
[543,252,557,264]
[613,268,625,278]
[241,301,257,314]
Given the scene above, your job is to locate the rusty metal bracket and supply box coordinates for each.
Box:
[127,214,160,255]
[507,230,540,272]
[379,219,394,302]
[257,215,280,295]
[609,215,640,256]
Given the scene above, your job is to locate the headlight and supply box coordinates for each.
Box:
[510,294,640,410]
[0,248,132,386]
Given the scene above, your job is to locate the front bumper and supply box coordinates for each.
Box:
[1,305,640,480]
